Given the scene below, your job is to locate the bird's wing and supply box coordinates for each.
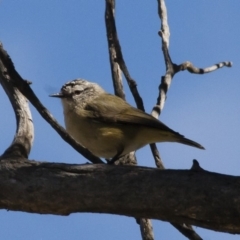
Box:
[84,94,180,136]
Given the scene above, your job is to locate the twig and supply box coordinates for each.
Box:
[175,61,232,74]
[139,219,154,240]
[105,0,138,164]
[149,0,175,169]
[105,1,153,239]
[149,144,164,169]
[153,1,204,239]
[105,0,125,100]
[0,43,103,164]
[105,0,144,111]
[171,223,203,240]
[153,0,174,118]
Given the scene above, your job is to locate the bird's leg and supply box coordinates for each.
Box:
[107,147,124,165]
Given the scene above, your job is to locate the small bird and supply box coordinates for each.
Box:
[50,79,204,162]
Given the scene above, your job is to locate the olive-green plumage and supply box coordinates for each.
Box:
[50,79,204,159]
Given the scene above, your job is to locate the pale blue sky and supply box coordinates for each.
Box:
[0,1,239,239]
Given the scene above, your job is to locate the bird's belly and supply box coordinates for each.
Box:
[65,117,131,158]
[64,111,161,158]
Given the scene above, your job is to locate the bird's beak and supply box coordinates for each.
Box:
[49,92,65,98]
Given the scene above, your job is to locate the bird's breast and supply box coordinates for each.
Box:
[64,111,130,158]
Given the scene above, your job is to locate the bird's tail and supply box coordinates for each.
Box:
[177,136,205,150]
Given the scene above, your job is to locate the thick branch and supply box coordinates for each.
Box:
[0,44,33,158]
[0,158,239,234]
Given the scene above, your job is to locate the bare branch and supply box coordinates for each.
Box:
[105,0,125,99]
[154,0,174,118]
[139,219,154,240]
[104,0,137,165]
[176,61,233,74]
[0,158,240,235]
[149,0,176,170]
[154,1,233,119]
[105,0,144,111]
[171,223,203,240]
[149,143,164,169]
[0,43,103,164]
[0,43,33,158]
[157,1,170,48]
[105,1,153,238]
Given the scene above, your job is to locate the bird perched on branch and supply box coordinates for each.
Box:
[50,79,204,163]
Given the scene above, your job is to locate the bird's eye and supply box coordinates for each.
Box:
[74,90,81,95]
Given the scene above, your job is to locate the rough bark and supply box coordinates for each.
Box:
[0,158,239,234]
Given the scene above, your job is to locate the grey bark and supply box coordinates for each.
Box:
[0,158,239,235]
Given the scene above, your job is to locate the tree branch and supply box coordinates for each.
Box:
[149,0,175,170]
[105,0,125,100]
[139,219,154,240]
[0,158,239,234]
[175,61,232,74]
[0,43,33,158]
[0,43,103,164]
